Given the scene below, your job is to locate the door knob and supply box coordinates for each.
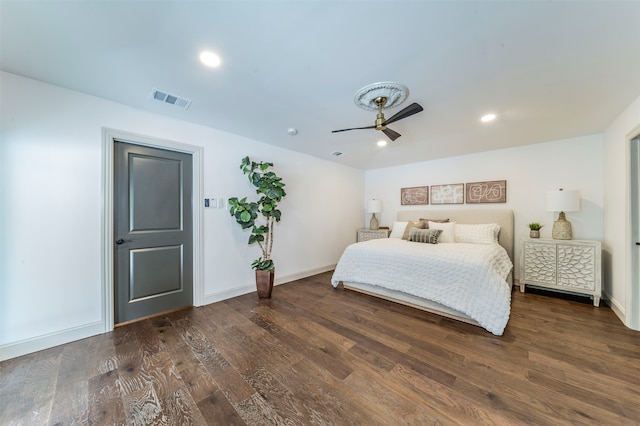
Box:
[116,238,131,245]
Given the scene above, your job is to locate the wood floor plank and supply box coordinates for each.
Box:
[343,367,457,425]
[0,353,37,424]
[271,357,379,425]
[448,372,570,425]
[48,340,91,425]
[391,362,520,426]
[252,303,357,352]
[12,347,62,425]
[1,349,58,425]
[244,306,355,381]
[308,293,416,354]
[454,355,627,425]
[162,386,209,425]
[87,369,125,425]
[525,368,640,420]
[233,392,290,425]
[197,386,247,425]
[171,315,256,407]
[2,271,640,425]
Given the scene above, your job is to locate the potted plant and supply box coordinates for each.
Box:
[528,222,543,238]
[228,156,286,298]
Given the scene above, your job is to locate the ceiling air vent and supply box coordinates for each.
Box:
[330,151,344,157]
[150,88,191,110]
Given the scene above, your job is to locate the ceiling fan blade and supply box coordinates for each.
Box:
[331,124,376,133]
[383,103,424,125]
[382,127,401,141]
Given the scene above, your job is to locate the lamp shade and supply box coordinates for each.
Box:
[367,199,382,213]
[546,189,580,212]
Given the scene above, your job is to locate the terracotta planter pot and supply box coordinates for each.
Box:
[255,269,274,298]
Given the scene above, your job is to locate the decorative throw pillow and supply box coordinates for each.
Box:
[428,221,456,243]
[419,218,450,229]
[408,228,442,244]
[454,223,501,244]
[389,221,408,238]
[402,221,427,240]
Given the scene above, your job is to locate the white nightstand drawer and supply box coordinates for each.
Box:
[357,229,390,242]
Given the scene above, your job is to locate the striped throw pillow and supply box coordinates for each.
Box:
[408,228,443,244]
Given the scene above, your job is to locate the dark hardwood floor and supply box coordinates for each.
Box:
[2,271,639,425]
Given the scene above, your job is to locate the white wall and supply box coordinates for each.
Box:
[0,72,364,359]
[603,94,640,330]
[365,135,604,282]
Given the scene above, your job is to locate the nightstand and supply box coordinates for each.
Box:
[357,228,390,242]
[520,238,602,306]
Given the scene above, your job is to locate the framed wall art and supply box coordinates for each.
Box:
[465,180,507,203]
[430,183,464,204]
[400,186,429,205]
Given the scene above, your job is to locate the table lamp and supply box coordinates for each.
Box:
[367,199,382,230]
[546,189,580,240]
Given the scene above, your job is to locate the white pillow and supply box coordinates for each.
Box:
[389,221,408,238]
[454,223,501,244]
[428,221,456,243]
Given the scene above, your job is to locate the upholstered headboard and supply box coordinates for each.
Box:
[397,208,515,267]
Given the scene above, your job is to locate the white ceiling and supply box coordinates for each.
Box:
[2,1,639,170]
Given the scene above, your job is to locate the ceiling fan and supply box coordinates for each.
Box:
[331,96,423,141]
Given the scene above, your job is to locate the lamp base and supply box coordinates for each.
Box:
[552,211,573,240]
[370,213,379,230]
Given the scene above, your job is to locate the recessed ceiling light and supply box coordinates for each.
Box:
[199,51,221,68]
[377,140,387,147]
[481,113,497,123]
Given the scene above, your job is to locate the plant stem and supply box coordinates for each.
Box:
[267,216,274,260]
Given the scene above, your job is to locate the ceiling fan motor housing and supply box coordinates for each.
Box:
[375,97,387,130]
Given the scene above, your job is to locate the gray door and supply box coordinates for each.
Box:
[114,141,193,324]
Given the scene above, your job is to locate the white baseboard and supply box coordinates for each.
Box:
[200,264,336,306]
[0,321,104,361]
[604,291,626,325]
[200,284,257,305]
[274,264,336,286]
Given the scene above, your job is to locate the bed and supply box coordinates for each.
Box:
[331,209,514,335]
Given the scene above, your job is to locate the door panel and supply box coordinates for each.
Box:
[130,155,182,231]
[114,141,193,324]
[129,245,183,300]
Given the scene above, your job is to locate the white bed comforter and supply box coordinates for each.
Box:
[331,239,513,335]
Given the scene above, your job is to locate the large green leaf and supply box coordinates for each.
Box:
[240,210,252,222]
[251,257,274,271]
[248,234,264,244]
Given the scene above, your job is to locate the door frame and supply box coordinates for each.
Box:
[101,128,204,332]
[629,128,640,330]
